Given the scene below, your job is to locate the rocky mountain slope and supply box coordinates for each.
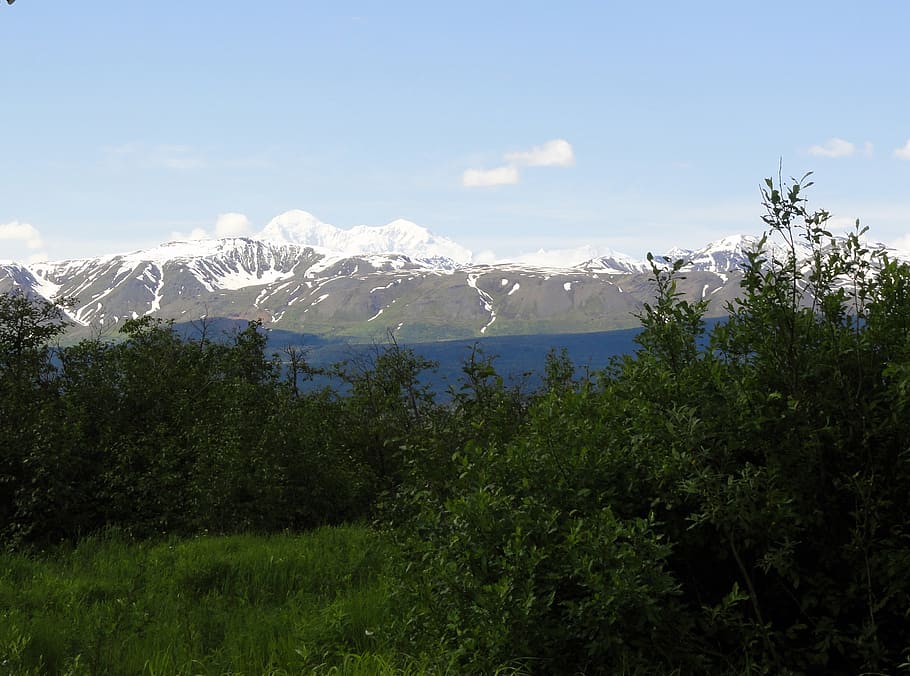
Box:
[0,214,824,341]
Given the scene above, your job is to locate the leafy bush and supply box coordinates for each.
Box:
[389,174,910,673]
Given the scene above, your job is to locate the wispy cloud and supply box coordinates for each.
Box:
[514,244,605,267]
[893,139,910,160]
[0,220,49,263]
[156,145,208,170]
[891,233,910,251]
[103,142,208,171]
[505,139,575,167]
[470,242,638,268]
[808,137,856,158]
[462,165,520,188]
[462,138,575,189]
[171,212,253,241]
[169,227,210,241]
[214,212,253,237]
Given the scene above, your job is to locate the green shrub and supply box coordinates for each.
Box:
[389,174,910,673]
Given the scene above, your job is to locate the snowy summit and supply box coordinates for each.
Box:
[258,211,472,265]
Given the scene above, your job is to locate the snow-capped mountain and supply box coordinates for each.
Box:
[578,250,652,275]
[259,211,472,266]
[7,216,886,341]
[664,234,760,274]
[23,239,320,326]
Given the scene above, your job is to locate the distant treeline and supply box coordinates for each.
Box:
[3,175,910,673]
[166,318,647,396]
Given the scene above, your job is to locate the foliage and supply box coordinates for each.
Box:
[3,173,910,672]
[331,332,439,498]
[0,292,73,543]
[388,174,910,673]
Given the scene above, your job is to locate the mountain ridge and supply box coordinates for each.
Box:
[2,219,902,342]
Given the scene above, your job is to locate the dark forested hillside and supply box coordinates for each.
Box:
[2,175,910,673]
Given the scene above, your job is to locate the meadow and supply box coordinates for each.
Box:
[0,526,507,675]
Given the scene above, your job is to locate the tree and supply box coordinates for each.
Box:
[0,292,70,541]
[0,291,69,381]
[334,332,438,492]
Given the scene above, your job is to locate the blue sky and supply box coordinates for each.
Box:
[2,1,910,264]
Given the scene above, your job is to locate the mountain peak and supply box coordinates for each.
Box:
[383,218,424,231]
[256,212,471,264]
[259,210,336,247]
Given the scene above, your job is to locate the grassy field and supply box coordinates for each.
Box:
[0,525,472,676]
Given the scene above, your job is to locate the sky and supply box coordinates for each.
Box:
[2,1,910,265]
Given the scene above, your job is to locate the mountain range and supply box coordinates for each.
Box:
[1,211,895,342]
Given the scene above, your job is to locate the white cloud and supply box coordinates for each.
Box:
[462,138,574,189]
[0,220,49,263]
[472,249,499,265]
[514,246,597,268]
[214,212,253,238]
[863,141,874,157]
[0,221,44,249]
[462,165,520,188]
[893,139,910,160]
[513,244,631,268]
[808,137,856,158]
[505,139,575,167]
[170,227,210,241]
[890,233,910,251]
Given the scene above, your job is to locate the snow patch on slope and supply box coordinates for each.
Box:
[467,272,497,334]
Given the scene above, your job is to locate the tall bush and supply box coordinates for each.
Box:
[390,174,910,673]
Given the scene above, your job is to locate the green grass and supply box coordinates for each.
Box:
[0,525,456,675]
